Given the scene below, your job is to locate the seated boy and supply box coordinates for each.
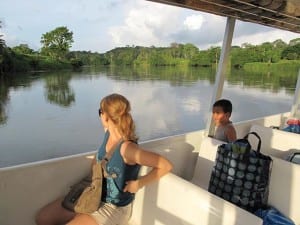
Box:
[212,99,236,142]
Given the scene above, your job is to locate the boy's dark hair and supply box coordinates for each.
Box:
[213,99,232,114]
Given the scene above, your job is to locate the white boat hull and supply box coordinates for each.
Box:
[2,112,299,225]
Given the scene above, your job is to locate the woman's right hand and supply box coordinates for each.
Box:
[123,180,140,193]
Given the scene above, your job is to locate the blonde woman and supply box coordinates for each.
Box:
[36,93,173,225]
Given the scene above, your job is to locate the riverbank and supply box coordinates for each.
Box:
[244,60,300,73]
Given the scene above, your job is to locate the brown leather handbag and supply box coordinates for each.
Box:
[61,161,103,214]
[62,141,121,214]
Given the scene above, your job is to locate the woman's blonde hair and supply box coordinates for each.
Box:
[100,93,138,142]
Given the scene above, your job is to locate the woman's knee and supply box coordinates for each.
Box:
[35,205,59,225]
[35,198,75,225]
[35,207,50,225]
[66,214,98,225]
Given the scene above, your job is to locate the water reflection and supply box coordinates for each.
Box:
[0,66,298,124]
[0,79,8,124]
[0,73,36,125]
[227,68,298,94]
[0,66,298,167]
[44,72,75,107]
[0,66,298,126]
[105,66,216,85]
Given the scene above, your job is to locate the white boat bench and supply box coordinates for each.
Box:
[129,167,262,225]
[191,137,225,190]
[130,136,262,225]
[190,135,300,225]
[249,124,300,159]
[248,124,300,224]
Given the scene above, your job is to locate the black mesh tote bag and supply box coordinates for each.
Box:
[208,132,273,212]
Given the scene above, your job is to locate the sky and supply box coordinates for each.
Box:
[1,0,299,54]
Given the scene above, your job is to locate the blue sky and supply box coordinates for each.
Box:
[1,0,299,53]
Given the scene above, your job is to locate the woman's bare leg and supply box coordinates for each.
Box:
[66,214,98,225]
[35,198,76,225]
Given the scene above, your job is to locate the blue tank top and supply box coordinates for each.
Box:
[97,131,141,206]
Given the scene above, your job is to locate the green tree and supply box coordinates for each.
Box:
[270,39,287,62]
[182,43,199,59]
[231,45,258,67]
[260,42,273,63]
[272,39,287,48]
[281,43,300,60]
[40,26,73,60]
[0,21,7,75]
[12,44,34,55]
[149,48,168,66]
[208,46,221,66]
[170,43,184,58]
[190,50,210,66]
[289,38,300,46]
[0,21,5,50]
[134,47,150,66]
[280,38,300,60]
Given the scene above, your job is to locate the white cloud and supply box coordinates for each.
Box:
[183,15,204,30]
[110,82,179,140]
[108,1,181,48]
[171,13,226,49]
[232,29,300,46]
[181,97,201,112]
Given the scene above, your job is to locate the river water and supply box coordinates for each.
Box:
[0,66,297,167]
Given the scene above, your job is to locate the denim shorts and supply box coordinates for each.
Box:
[90,202,132,225]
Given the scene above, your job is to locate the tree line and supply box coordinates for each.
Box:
[0,24,299,76]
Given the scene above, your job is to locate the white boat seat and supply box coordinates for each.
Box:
[191,134,300,224]
[268,156,300,224]
[129,168,262,225]
[191,137,225,189]
[249,124,300,159]
[248,124,300,224]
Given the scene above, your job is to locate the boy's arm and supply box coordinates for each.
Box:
[226,125,237,142]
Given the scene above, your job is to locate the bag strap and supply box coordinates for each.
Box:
[289,152,300,163]
[104,139,124,160]
[243,131,261,153]
[101,139,124,178]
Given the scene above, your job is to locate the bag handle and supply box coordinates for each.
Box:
[101,140,124,178]
[243,131,261,153]
[289,152,300,163]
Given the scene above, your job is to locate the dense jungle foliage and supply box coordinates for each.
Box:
[0,23,299,76]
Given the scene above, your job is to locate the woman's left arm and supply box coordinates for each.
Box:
[121,142,173,193]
